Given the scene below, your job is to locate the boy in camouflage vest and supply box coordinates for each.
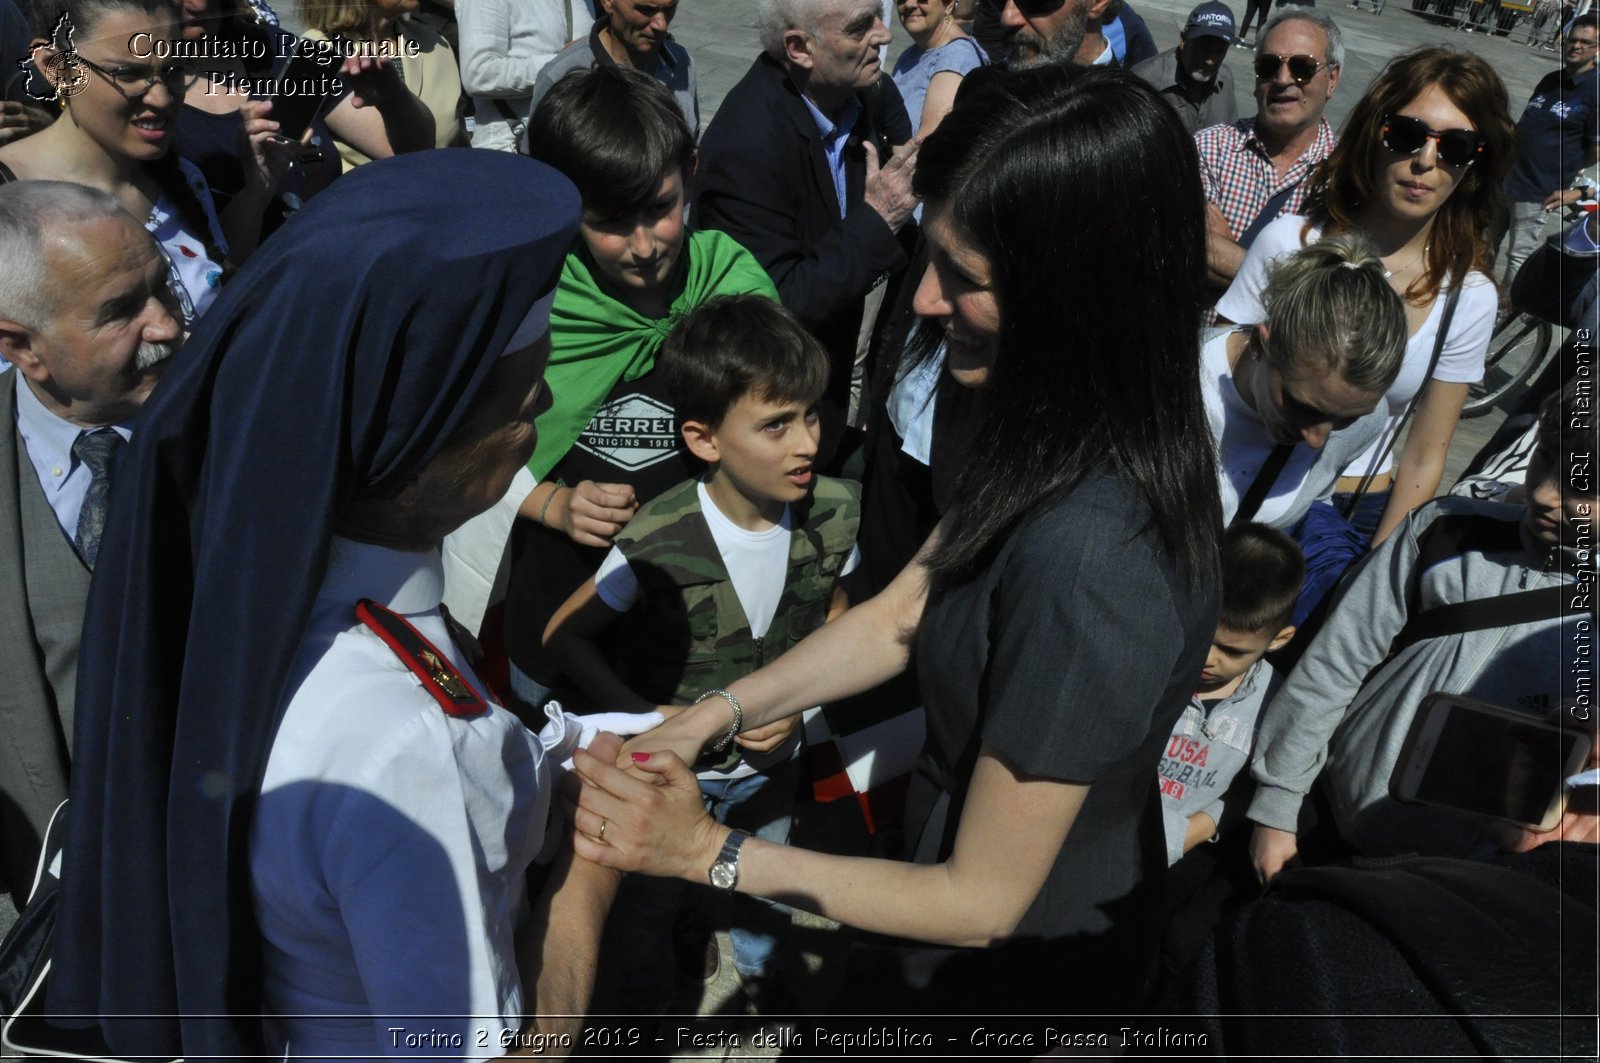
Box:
[545,296,861,1009]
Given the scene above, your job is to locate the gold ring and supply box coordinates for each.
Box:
[598,818,608,843]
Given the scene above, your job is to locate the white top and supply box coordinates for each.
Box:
[887,344,944,466]
[253,538,579,1061]
[1200,328,1321,527]
[150,157,227,324]
[457,0,594,150]
[594,480,860,634]
[1215,214,1495,478]
[11,375,132,541]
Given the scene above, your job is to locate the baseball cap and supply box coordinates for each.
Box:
[1184,1,1236,42]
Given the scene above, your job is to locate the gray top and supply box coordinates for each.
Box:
[527,21,699,140]
[1160,658,1277,864]
[1248,497,1583,857]
[1130,46,1237,136]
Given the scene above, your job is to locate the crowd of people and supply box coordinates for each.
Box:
[0,0,1593,1057]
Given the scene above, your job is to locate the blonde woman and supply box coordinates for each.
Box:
[892,0,985,140]
[304,0,463,170]
[1218,47,1517,547]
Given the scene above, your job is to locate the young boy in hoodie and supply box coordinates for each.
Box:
[1249,381,1594,879]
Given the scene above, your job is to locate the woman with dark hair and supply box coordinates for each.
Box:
[1218,46,1517,547]
[568,63,1222,1014]
[2,0,249,320]
[43,151,636,1059]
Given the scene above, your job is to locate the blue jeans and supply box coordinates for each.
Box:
[1330,488,1390,544]
[605,755,802,1011]
[702,762,800,978]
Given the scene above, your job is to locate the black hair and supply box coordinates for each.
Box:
[525,64,694,218]
[1539,377,1594,481]
[658,295,830,428]
[1571,12,1598,32]
[911,63,1221,583]
[1219,523,1304,634]
[40,0,233,277]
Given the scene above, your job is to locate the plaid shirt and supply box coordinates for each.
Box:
[1195,117,1338,239]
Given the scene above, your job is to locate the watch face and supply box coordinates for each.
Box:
[709,862,737,890]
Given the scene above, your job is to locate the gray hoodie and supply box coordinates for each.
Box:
[1248,496,1589,857]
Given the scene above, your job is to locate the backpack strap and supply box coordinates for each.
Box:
[355,599,487,716]
[1388,514,1566,656]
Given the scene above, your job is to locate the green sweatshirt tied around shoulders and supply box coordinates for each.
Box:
[526,229,778,481]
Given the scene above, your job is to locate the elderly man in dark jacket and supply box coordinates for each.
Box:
[693,0,916,467]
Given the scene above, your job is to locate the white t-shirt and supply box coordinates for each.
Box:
[594,481,860,780]
[1200,328,1321,527]
[1215,214,1495,478]
[595,480,859,631]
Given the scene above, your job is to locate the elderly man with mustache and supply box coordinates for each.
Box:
[0,180,183,906]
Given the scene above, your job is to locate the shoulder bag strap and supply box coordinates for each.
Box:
[1340,284,1462,521]
[1232,443,1295,525]
[1237,180,1302,251]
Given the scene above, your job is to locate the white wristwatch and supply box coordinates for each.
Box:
[707,830,748,891]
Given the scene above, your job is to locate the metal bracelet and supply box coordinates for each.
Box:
[695,687,743,753]
[537,483,562,527]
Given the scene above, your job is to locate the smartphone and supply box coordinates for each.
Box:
[266,41,340,144]
[1391,693,1592,832]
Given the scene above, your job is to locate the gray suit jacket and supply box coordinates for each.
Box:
[0,369,88,900]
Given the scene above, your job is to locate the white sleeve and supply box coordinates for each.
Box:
[1214,214,1308,326]
[457,0,567,98]
[592,545,641,613]
[1430,273,1497,384]
[322,723,517,1057]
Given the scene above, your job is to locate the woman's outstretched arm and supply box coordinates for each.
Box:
[619,524,941,765]
[572,741,1087,949]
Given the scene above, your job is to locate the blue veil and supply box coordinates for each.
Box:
[47,150,581,1056]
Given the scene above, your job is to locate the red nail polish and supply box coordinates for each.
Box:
[631,752,650,763]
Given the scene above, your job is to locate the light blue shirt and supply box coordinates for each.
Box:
[12,377,132,542]
[802,94,861,220]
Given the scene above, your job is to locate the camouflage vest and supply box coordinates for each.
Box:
[609,476,861,769]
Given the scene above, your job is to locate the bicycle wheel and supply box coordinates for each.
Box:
[1464,313,1553,417]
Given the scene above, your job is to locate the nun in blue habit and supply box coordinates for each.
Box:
[47,150,630,1059]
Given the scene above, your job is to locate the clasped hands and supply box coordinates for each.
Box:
[564,700,791,877]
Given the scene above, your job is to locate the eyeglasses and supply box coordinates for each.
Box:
[982,0,1069,16]
[1253,53,1325,84]
[1567,36,1598,49]
[71,53,199,97]
[1379,113,1485,169]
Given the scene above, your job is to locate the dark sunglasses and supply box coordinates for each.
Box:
[1379,113,1485,169]
[1253,53,1324,84]
[981,0,1069,15]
